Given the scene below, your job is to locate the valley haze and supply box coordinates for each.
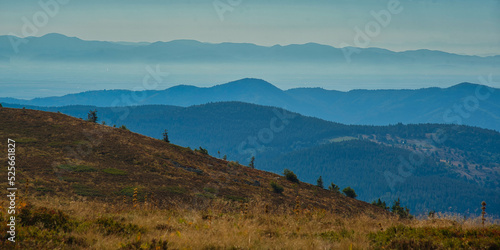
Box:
[1,33,499,99]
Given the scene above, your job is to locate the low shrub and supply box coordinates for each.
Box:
[283,169,299,183]
[72,184,103,197]
[342,187,357,199]
[270,181,284,194]
[57,164,97,172]
[18,204,72,231]
[95,217,145,236]
[102,168,128,175]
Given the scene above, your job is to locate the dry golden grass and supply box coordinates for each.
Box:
[1,195,497,250]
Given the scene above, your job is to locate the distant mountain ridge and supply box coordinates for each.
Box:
[1,33,499,63]
[2,78,499,131]
[2,33,499,99]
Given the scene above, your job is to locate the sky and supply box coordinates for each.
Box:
[0,0,499,56]
[0,0,499,99]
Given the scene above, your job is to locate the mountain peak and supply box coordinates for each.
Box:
[219,78,279,88]
[37,33,81,41]
[149,39,205,47]
[41,33,69,38]
[446,82,482,90]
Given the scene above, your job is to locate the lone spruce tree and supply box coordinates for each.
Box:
[162,129,170,143]
[87,109,98,123]
[316,176,324,189]
[249,156,255,169]
[328,182,340,193]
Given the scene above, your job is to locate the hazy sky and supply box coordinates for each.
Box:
[1,0,499,55]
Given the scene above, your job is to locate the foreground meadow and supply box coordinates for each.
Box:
[1,195,499,249]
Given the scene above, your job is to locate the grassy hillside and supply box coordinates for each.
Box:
[4,102,499,216]
[0,107,499,249]
[0,107,384,214]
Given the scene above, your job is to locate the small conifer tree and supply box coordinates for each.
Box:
[249,156,255,169]
[328,182,340,193]
[87,109,98,123]
[316,176,324,189]
[162,129,170,143]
